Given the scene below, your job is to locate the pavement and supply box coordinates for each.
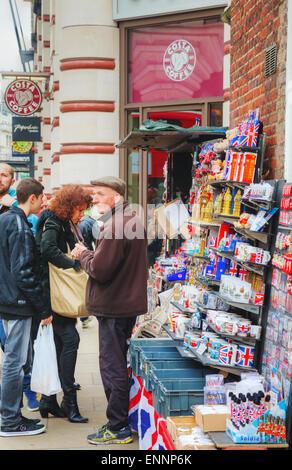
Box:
[0,317,139,451]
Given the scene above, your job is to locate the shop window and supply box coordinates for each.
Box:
[128,19,224,103]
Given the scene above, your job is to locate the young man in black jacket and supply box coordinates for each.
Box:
[0,178,53,437]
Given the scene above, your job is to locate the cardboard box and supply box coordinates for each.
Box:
[175,436,216,451]
[195,405,230,432]
[166,416,197,442]
[166,416,216,450]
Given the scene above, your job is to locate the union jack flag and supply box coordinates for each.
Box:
[229,261,238,276]
[128,373,143,432]
[249,120,260,137]
[129,372,175,450]
[237,324,250,335]
[238,134,257,147]
[238,267,247,280]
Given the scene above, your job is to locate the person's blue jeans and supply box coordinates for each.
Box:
[0,317,33,429]
[0,318,6,350]
[0,318,32,393]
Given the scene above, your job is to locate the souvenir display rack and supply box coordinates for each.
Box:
[120,114,291,447]
[162,113,278,376]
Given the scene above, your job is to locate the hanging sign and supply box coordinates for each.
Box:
[12,141,33,157]
[4,79,42,116]
[12,116,41,141]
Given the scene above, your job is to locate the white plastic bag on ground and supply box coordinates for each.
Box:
[30,324,62,396]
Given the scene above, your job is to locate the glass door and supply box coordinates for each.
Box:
[143,108,203,208]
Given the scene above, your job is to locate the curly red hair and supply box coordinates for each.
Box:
[49,185,92,221]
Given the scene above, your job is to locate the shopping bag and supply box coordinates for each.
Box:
[49,263,88,318]
[30,324,62,396]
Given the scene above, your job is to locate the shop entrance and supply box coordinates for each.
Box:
[145,110,202,207]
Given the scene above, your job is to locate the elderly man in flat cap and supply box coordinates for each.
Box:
[72,176,147,446]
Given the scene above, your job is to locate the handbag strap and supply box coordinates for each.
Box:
[69,220,84,244]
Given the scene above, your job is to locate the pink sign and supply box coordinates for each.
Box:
[128,20,224,103]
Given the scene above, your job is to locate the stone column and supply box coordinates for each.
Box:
[55,0,119,186]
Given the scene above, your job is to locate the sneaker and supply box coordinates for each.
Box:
[21,415,42,425]
[0,418,46,437]
[25,390,40,411]
[87,424,133,445]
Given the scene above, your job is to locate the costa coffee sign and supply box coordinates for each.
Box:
[4,79,42,116]
[163,39,196,82]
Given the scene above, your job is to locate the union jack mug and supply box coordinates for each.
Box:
[235,344,255,368]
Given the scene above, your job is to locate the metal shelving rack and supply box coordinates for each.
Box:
[163,133,281,377]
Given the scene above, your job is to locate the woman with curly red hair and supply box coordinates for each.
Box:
[35,185,92,423]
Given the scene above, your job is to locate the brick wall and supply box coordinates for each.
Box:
[229,0,288,179]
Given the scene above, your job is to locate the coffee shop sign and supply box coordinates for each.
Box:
[4,79,42,116]
[163,39,196,82]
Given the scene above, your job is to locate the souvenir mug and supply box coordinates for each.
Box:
[223,319,238,335]
[236,344,255,368]
[248,246,258,263]
[189,332,201,349]
[218,342,238,366]
[236,319,251,337]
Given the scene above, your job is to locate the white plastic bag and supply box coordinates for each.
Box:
[30,324,62,396]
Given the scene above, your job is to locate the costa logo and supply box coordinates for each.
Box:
[4,79,42,116]
[163,39,196,82]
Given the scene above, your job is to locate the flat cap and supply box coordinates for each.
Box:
[90,176,126,197]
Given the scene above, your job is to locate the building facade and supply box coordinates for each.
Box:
[28,0,292,202]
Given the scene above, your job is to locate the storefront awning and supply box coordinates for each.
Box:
[116,127,228,153]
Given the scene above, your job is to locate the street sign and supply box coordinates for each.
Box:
[4,79,42,116]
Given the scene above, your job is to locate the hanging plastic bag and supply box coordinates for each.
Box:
[30,324,62,396]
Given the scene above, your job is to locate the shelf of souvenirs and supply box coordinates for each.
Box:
[233,226,270,244]
[213,292,261,315]
[207,180,250,189]
[239,197,274,211]
[209,247,266,276]
[186,253,210,262]
[175,343,257,376]
[189,219,221,228]
[173,292,262,316]
[170,300,200,315]
[208,213,270,244]
[162,325,184,342]
[163,321,257,350]
[229,145,261,153]
[195,275,221,287]
[206,323,258,347]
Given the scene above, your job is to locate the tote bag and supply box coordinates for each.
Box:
[31,324,62,396]
[49,262,89,318]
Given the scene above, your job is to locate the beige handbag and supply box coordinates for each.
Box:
[49,262,89,318]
